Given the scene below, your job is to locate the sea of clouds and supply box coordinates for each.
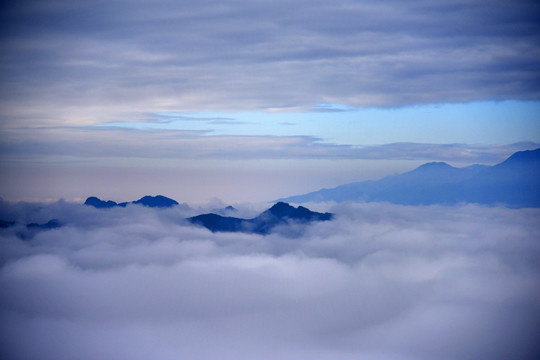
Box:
[1,200,539,360]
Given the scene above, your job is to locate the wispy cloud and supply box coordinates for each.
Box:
[1,124,537,163]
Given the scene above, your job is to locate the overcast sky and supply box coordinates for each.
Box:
[1,0,539,202]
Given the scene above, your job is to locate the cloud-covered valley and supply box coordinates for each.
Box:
[1,200,539,359]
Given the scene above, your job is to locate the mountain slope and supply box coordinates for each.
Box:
[279,148,540,207]
[188,202,333,235]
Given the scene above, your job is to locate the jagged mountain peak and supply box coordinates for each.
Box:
[267,202,296,217]
[263,202,332,221]
[84,196,121,209]
[132,195,179,207]
[188,202,333,235]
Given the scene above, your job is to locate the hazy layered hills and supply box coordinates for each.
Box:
[279,148,540,207]
[188,202,333,235]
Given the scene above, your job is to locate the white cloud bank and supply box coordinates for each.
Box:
[1,201,539,360]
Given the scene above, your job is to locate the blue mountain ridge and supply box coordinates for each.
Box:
[26,219,62,230]
[85,195,179,208]
[5,148,536,240]
[279,148,540,207]
[82,195,333,234]
[188,202,333,235]
[0,219,63,240]
[1,202,332,238]
[0,219,15,228]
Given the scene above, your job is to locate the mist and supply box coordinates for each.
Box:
[1,200,539,359]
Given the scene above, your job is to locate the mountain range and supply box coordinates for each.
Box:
[2,201,331,238]
[84,195,333,234]
[85,195,180,208]
[2,148,537,239]
[279,148,540,207]
[188,202,333,235]
[0,219,63,240]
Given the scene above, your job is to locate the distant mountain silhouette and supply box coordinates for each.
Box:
[213,205,238,215]
[132,195,179,208]
[0,219,15,228]
[26,219,62,230]
[0,218,62,233]
[3,219,64,240]
[188,202,333,235]
[279,148,540,207]
[84,197,127,208]
[85,195,179,208]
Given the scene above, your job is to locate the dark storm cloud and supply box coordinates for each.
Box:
[0,200,539,359]
[1,0,539,123]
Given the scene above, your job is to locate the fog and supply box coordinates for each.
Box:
[1,200,539,359]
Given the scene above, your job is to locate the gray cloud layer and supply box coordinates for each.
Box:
[1,124,537,163]
[1,0,539,124]
[1,201,539,359]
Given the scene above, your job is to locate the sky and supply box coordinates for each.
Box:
[1,200,539,360]
[1,0,539,202]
